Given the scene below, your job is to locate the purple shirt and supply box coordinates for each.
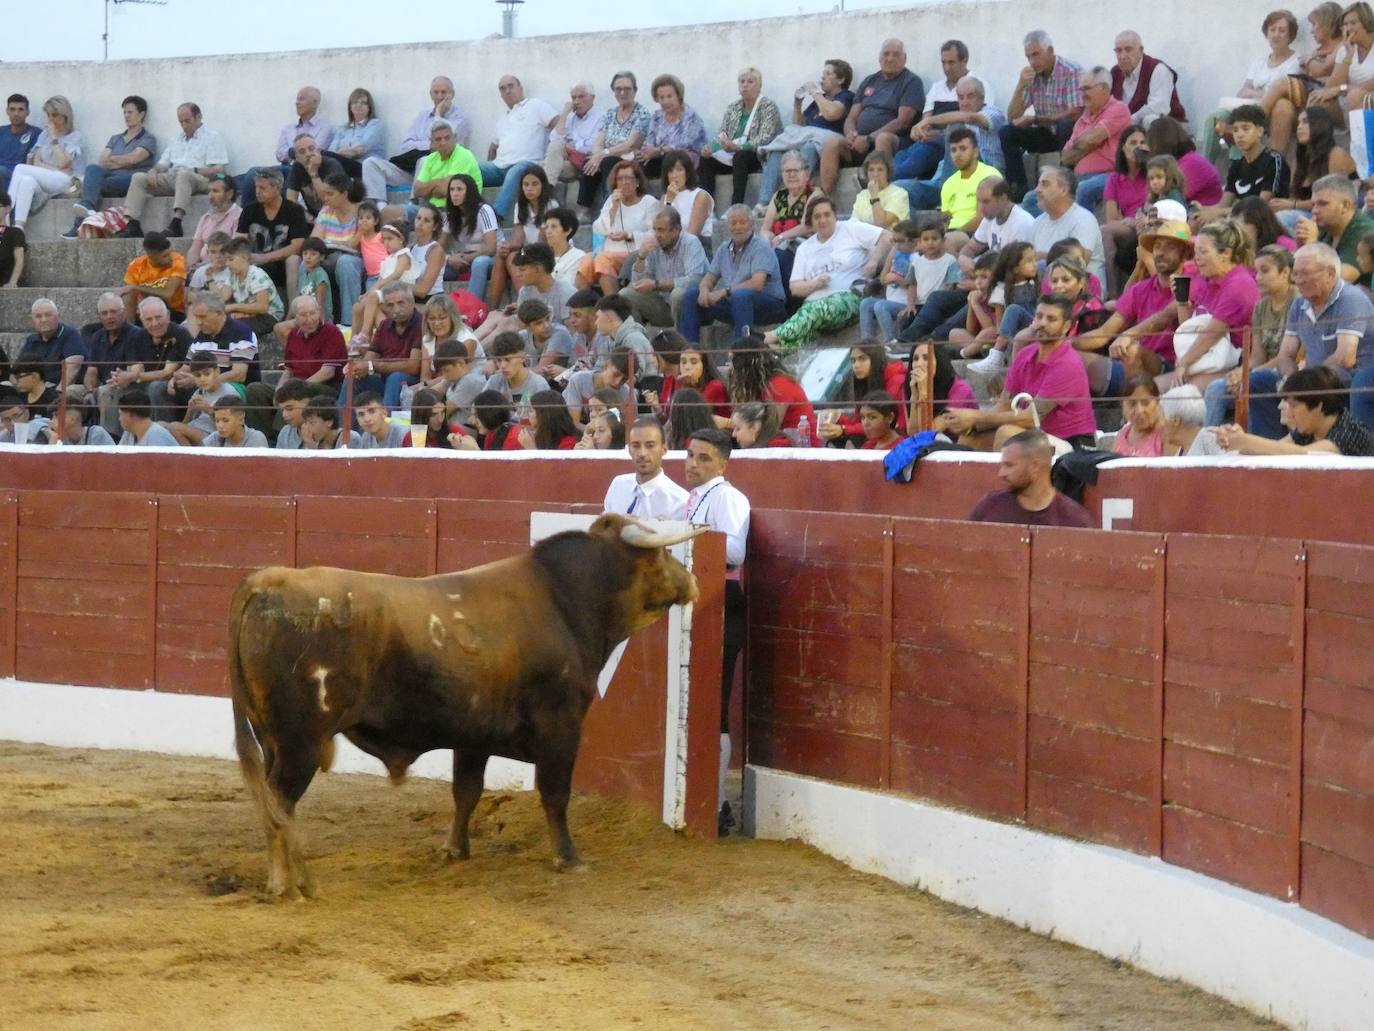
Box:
[1178,151,1223,207]
[275,115,333,164]
[1190,263,1259,349]
[1003,339,1097,441]
[1115,275,1176,360]
[1104,172,1148,218]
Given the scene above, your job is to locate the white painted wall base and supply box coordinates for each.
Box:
[0,678,535,790]
[745,765,1374,1031]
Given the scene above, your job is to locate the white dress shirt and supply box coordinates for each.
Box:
[604,470,689,520]
[494,97,559,166]
[562,106,608,154]
[1118,63,1175,127]
[159,125,229,170]
[679,475,750,570]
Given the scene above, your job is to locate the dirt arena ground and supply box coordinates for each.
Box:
[0,743,1276,1031]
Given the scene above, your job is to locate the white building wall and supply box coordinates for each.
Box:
[3,1,1277,172]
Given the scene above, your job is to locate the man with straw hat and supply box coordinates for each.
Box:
[1072,218,1194,395]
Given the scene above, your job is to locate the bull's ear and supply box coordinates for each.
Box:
[620,520,706,549]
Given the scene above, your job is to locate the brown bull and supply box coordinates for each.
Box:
[229,513,703,898]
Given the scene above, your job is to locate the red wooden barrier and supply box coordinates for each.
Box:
[746,509,890,788]
[889,518,1025,819]
[1162,536,1304,900]
[1027,528,1164,855]
[1301,541,1374,936]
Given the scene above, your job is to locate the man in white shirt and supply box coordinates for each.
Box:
[1028,165,1106,282]
[479,76,558,222]
[119,102,229,239]
[361,76,471,202]
[544,82,605,186]
[679,427,751,835]
[960,176,1034,272]
[603,417,689,518]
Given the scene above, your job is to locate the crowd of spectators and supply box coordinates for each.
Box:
[3,11,1374,463]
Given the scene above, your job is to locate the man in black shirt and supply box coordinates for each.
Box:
[83,291,153,435]
[235,167,308,293]
[18,299,86,391]
[1191,104,1289,224]
[285,133,344,216]
[132,296,193,421]
[1216,366,1374,456]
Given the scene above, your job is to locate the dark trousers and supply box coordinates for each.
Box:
[898,288,968,342]
[997,119,1075,195]
[702,152,763,206]
[721,580,746,732]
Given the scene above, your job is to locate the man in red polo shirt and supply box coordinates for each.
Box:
[336,282,423,411]
[935,294,1097,450]
[1058,66,1130,213]
[280,295,347,396]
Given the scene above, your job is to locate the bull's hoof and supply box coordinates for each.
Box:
[554,857,590,874]
[436,845,470,864]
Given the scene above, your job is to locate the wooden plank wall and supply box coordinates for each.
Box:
[1162,536,1303,900]
[1301,542,1374,937]
[746,510,889,789]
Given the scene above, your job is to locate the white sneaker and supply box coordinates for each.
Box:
[967,348,1007,375]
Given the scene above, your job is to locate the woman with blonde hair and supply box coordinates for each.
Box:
[328,87,386,177]
[9,96,84,230]
[700,67,783,205]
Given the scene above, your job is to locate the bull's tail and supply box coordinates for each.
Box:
[229,577,308,895]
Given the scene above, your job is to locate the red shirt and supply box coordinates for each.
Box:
[969,489,1093,527]
[372,310,423,362]
[1114,275,1176,361]
[284,322,348,380]
[765,373,815,433]
[862,436,901,450]
[1003,339,1097,441]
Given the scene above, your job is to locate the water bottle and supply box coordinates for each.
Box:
[796,415,811,448]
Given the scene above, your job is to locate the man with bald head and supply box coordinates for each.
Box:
[235,86,333,207]
[479,76,558,221]
[18,299,86,392]
[362,76,472,203]
[1110,31,1187,126]
[545,82,606,185]
[818,38,925,194]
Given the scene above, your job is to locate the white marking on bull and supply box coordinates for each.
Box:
[317,597,331,614]
[429,613,447,649]
[312,667,331,709]
[447,590,462,602]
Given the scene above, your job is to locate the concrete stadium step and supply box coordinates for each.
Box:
[20,239,192,289]
[23,196,214,242]
[0,287,114,334]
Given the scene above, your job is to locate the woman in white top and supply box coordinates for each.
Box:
[408,204,446,299]
[762,194,892,355]
[1311,3,1374,109]
[487,164,557,307]
[541,206,589,288]
[587,160,658,296]
[660,150,713,241]
[9,96,84,229]
[442,173,499,303]
[1205,9,1301,162]
[400,293,482,407]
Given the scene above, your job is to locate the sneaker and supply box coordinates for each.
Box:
[967,348,1007,375]
[717,801,735,837]
[115,219,143,239]
[164,217,184,238]
[61,215,83,240]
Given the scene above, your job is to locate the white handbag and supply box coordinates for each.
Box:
[1174,313,1240,375]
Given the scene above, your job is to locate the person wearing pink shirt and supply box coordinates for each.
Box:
[934,293,1097,450]
[185,172,241,271]
[1166,218,1260,394]
[1060,67,1131,213]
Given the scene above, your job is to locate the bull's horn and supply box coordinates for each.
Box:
[620,521,707,549]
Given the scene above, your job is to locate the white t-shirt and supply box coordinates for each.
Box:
[1243,52,1301,92]
[973,204,1035,252]
[909,253,960,305]
[553,246,587,286]
[791,219,885,300]
[1340,43,1374,89]
[494,97,559,165]
[924,73,995,112]
[1029,205,1105,283]
[670,187,712,239]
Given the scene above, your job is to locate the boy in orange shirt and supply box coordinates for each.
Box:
[121,232,187,323]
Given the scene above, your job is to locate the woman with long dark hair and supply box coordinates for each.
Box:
[666,387,716,449]
[1275,105,1356,232]
[406,388,453,448]
[820,340,907,445]
[521,389,579,450]
[904,340,974,433]
[1232,195,1296,253]
[729,338,815,438]
[442,173,499,303]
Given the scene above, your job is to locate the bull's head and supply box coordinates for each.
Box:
[589,514,704,636]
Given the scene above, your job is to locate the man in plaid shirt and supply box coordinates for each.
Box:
[999,30,1083,201]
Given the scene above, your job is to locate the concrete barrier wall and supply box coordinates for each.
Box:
[3,1,1274,173]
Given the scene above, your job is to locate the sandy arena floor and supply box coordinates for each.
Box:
[0,742,1276,1031]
